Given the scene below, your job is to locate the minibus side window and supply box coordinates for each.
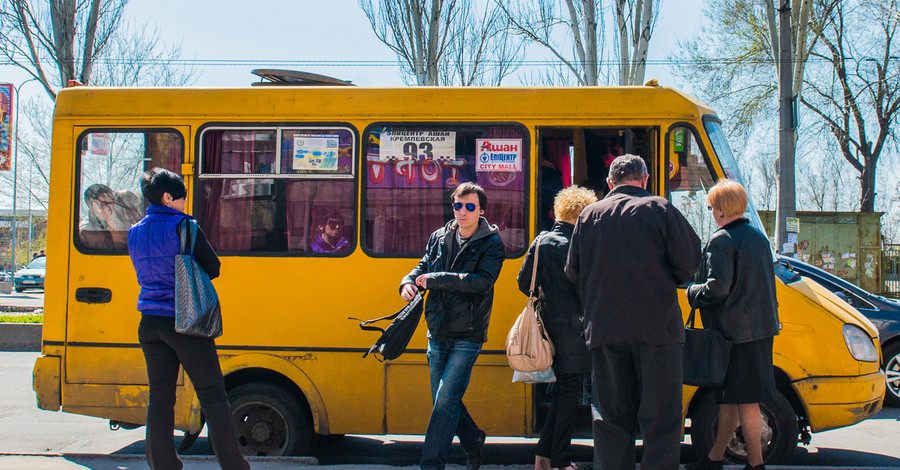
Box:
[75,130,182,253]
[196,127,356,255]
[666,127,719,244]
[362,124,529,257]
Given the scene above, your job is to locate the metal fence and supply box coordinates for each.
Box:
[882,243,900,298]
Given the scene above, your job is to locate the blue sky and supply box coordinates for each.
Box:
[1,1,705,102]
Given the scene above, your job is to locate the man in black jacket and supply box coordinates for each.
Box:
[400,182,505,470]
[565,155,701,470]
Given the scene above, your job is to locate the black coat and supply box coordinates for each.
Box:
[401,218,505,343]
[565,185,701,347]
[517,222,590,374]
[687,218,780,344]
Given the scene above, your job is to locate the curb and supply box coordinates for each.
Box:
[0,323,42,351]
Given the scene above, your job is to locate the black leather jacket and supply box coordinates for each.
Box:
[687,218,780,344]
[401,218,505,343]
[517,222,590,374]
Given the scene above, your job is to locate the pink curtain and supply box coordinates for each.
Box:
[545,140,572,186]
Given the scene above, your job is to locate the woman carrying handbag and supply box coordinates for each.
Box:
[685,180,779,470]
[127,168,249,470]
[517,186,597,470]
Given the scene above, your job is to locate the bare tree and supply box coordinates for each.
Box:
[614,0,659,85]
[0,19,195,209]
[801,0,900,212]
[360,0,452,85]
[497,0,606,85]
[670,0,835,139]
[438,2,524,85]
[0,0,127,100]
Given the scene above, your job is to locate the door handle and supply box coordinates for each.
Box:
[75,287,112,304]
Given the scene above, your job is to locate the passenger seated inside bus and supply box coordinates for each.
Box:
[310,207,350,253]
[79,183,144,250]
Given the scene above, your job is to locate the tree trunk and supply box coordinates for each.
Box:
[859,159,876,212]
[79,0,102,85]
[50,0,77,85]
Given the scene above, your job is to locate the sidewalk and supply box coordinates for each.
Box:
[1,454,898,470]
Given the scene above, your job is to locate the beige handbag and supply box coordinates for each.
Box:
[506,234,555,372]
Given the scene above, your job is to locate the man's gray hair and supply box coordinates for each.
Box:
[608,154,648,185]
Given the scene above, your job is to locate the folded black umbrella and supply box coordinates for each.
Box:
[353,291,424,361]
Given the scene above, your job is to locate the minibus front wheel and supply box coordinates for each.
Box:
[690,389,799,465]
[228,382,314,456]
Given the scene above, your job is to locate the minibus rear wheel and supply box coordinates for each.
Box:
[690,389,799,465]
[228,382,314,456]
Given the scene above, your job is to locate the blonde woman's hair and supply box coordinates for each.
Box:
[554,185,598,222]
[707,179,748,219]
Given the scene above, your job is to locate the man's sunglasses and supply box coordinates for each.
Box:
[326,219,342,229]
[453,202,478,212]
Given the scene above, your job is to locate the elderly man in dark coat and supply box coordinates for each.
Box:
[565,154,701,470]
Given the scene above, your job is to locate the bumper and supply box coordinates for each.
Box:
[794,371,885,432]
[15,279,44,289]
[33,355,61,411]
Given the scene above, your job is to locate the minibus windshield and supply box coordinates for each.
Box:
[703,118,767,237]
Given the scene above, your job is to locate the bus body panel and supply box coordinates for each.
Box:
[33,85,884,461]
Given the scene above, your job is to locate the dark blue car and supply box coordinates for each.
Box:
[779,255,900,407]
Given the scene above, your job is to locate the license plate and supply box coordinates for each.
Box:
[23,280,36,284]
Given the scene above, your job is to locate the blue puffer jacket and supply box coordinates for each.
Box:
[127,205,189,317]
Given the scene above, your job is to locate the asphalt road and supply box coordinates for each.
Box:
[0,290,44,309]
[2,352,900,467]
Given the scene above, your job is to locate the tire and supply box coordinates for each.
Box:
[14,286,24,293]
[690,389,799,465]
[883,342,900,408]
[228,382,314,456]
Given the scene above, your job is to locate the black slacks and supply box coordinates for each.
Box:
[138,324,249,470]
[591,342,683,470]
[535,370,584,468]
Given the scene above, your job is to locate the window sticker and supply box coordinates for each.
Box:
[379,130,456,161]
[475,138,522,171]
[293,134,339,171]
[88,133,110,157]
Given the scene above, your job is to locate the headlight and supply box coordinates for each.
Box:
[842,324,878,362]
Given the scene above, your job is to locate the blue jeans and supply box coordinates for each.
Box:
[420,339,484,470]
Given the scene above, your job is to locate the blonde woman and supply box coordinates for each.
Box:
[518,185,597,470]
[686,180,780,470]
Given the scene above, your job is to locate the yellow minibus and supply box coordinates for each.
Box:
[33,83,884,464]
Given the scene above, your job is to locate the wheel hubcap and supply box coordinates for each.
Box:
[887,354,900,399]
[722,405,776,462]
[233,401,289,456]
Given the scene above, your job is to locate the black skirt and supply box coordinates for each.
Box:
[716,337,776,404]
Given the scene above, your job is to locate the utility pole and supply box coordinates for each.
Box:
[774,0,796,255]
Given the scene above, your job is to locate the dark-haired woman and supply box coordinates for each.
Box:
[127,167,249,470]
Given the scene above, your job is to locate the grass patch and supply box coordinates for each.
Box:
[0,313,43,323]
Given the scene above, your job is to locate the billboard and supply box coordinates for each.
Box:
[0,83,12,171]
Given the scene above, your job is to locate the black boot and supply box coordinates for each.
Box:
[686,455,724,470]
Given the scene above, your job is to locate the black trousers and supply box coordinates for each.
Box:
[535,370,584,468]
[138,325,249,470]
[591,342,683,470]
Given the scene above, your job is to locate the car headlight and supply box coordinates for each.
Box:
[842,324,878,362]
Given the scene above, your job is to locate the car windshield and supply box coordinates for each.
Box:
[27,257,46,269]
[784,257,870,295]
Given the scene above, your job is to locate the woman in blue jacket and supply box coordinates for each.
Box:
[686,180,779,470]
[127,168,249,470]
